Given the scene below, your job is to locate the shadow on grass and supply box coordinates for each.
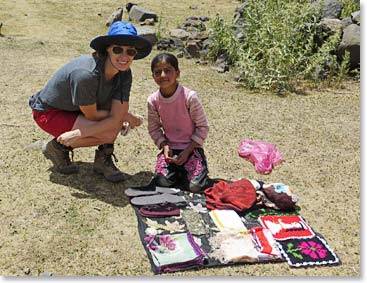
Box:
[49,161,154,208]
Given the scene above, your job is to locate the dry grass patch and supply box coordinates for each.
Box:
[0,0,360,276]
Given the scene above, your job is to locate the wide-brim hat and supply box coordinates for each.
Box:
[90,21,152,60]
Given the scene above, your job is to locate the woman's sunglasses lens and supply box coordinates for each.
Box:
[112,47,123,54]
[112,47,137,57]
[127,49,137,56]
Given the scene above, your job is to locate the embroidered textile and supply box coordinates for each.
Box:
[276,235,340,267]
[145,232,207,273]
[209,230,258,263]
[259,215,315,240]
[181,209,209,235]
[209,209,247,233]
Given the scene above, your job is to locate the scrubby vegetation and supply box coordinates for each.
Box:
[208,0,359,92]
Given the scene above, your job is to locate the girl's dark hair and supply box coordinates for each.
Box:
[151,52,179,72]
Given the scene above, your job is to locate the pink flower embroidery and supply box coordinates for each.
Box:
[159,235,176,251]
[184,150,203,181]
[297,241,327,259]
[144,235,159,251]
[155,154,169,175]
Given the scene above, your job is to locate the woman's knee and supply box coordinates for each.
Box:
[98,128,120,144]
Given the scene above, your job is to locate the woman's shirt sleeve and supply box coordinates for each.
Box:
[112,69,132,102]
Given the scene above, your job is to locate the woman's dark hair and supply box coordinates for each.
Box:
[92,50,107,60]
[151,52,179,72]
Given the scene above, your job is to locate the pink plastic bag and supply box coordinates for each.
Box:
[238,139,283,174]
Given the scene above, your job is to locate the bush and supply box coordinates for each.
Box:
[208,0,353,92]
[340,0,360,18]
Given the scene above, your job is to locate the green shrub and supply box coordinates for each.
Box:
[208,0,353,92]
[340,0,360,18]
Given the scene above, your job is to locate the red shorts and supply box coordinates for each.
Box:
[32,109,79,138]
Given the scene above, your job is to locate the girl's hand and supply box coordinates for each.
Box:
[163,144,173,161]
[173,150,190,165]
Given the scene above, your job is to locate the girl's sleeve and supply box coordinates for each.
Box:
[188,92,209,145]
[147,96,166,148]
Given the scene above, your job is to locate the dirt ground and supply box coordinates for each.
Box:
[0,0,360,277]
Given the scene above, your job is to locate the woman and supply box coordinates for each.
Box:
[29,21,152,182]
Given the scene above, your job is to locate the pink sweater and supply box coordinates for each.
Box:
[147,85,209,150]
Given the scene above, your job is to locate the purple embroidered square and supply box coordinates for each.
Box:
[275,235,340,267]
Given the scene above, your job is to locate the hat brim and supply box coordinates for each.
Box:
[90,34,152,60]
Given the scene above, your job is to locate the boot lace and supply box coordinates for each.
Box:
[104,152,119,170]
[62,149,74,165]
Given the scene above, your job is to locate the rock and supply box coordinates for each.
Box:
[135,26,158,45]
[322,0,342,19]
[126,2,137,12]
[212,54,230,73]
[318,18,342,36]
[341,17,353,29]
[141,18,155,26]
[188,32,209,41]
[170,28,191,41]
[351,11,360,25]
[176,50,184,58]
[180,18,206,32]
[105,7,123,27]
[24,268,31,275]
[185,40,202,58]
[337,24,360,69]
[128,5,158,22]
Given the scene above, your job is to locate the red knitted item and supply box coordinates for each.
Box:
[204,179,257,212]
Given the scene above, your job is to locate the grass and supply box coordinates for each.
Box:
[0,0,360,277]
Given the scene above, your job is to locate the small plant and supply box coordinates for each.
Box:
[208,0,355,92]
[340,0,360,18]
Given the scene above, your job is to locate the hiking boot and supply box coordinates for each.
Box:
[42,138,79,174]
[93,144,125,182]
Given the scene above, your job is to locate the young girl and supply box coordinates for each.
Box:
[147,52,210,193]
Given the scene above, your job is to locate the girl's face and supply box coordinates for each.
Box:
[106,45,137,72]
[152,60,180,95]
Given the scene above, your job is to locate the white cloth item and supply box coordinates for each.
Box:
[209,231,258,263]
[209,209,247,233]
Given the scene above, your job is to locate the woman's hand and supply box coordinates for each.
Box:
[128,113,144,129]
[57,129,82,147]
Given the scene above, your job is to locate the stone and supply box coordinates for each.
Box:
[135,26,158,45]
[170,28,192,41]
[105,7,123,27]
[337,24,360,69]
[128,5,158,22]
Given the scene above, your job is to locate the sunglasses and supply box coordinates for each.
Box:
[112,46,138,57]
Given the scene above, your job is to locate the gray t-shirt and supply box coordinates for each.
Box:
[29,54,132,112]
